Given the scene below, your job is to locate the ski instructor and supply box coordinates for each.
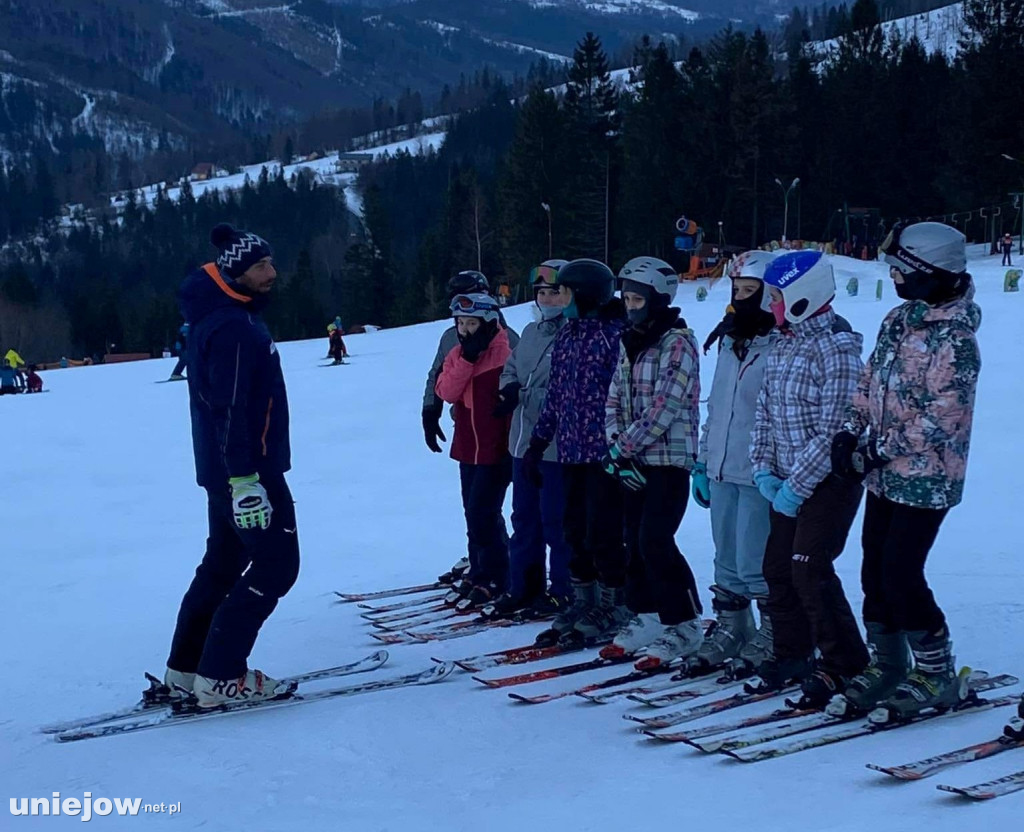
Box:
[162,223,298,708]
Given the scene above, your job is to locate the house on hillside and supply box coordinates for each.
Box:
[190,163,217,181]
[335,153,374,173]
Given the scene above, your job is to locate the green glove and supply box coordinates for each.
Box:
[229,474,272,530]
[601,445,647,492]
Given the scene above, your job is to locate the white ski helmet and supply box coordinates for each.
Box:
[762,250,835,324]
[617,256,680,303]
[727,250,777,311]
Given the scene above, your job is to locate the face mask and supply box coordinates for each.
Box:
[627,306,650,327]
[770,298,787,328]
[538,303,564,320]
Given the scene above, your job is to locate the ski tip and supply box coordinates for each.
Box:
[432,662,457,681]
[471,675,499,688]
[370,650,389,664]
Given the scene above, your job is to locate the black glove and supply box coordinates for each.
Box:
[493,382,521,417]
[422,406,446,454]
[830,431,859,478]
[459,328,490,363]
[523,438,549,488]
[600,446,647,492]
[851,439,887,476]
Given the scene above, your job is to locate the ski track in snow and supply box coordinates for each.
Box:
[3,250,1023,829]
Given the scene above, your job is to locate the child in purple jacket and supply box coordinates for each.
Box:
[524,259,628,647]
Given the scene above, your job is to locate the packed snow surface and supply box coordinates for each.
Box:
[2,250,1022,829]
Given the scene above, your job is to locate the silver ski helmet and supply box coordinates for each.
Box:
[617,256,680,304]
[450,292,501,323]
[881,221,969,304]
[530,259,569,291]
[762,250,835,324]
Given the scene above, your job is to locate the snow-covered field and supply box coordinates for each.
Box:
[3,251,1022,829]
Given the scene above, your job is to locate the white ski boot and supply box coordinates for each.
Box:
[635,618,704,671]
[600,613,661,659]
[163,668,195,699]
[191,669,289,708]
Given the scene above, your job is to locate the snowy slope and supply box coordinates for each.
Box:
[3,250,1023,829]
[815,2,966,60]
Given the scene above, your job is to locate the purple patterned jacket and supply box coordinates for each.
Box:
[532,300,627,464]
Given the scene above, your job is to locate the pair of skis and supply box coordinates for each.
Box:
[46,652,455,743]
[868,728,1024,801]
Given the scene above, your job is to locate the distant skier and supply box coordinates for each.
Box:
[831,222,981,721]
[326,316,345,360]
[4,348,25,372]
[162,223,298,708]
[482,260,573,620]
[422,271,518,587]
[25,364,43,393]
[750,250,868,708]
[435,293,514,608]
[601,256,704,670]
[1002,232,1014,267]
[168,323,189,381]
[526,259,628,648]
[327,324,348,365]
[692,251,779,674]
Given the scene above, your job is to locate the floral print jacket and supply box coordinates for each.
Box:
[843,284,982,509]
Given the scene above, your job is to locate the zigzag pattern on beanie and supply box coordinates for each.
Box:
[217,233,270,273]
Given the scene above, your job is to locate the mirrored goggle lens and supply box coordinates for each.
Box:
[530,265,559,286]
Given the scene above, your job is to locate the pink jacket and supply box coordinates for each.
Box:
[435,329,513,465]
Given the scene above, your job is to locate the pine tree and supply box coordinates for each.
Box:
[562,32,620,261]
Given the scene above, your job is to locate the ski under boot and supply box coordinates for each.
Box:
[534,580,595,647]
[438,557,471,585]
[190,669,290,709]
[1003,696,1024,741]
[560,583,631,648]
[827,623,909,717]
[444,578,475,607]
[868,629,961,725]
[599,613,661,659]
[635,618,704,671]
[688,586,755,672]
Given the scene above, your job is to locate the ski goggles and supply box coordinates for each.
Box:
[450,294,499,317]
[880,222,960,281]
[529,265,560,286]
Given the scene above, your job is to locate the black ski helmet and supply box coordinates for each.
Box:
[447,270,490,298]
[556,258,615,315]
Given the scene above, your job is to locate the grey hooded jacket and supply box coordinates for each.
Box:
[501,316,563,461]
[698,332,777,486]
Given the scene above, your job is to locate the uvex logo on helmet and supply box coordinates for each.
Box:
[774,265,803,287]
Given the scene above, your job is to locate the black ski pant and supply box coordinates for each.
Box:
[167,475,300,680]
[171,356,187,377]
[459,458,512,589]
[762,474,868,677]
[861,491,949,634]
[562,462,626,588]
[623,466,702,625]
[1003,251,1013,267]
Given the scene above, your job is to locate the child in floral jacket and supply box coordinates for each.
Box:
[831,221,981,721]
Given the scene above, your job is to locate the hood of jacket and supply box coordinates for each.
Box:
[902,278,982,334]
[179,263,267,327]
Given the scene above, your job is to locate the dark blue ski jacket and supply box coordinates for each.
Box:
[179,263,291,489]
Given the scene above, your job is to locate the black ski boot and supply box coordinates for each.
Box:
[479,591,530,621]
[869,628,961,725]
[789,667,849,710]
[561,583,630,648]
[827,624,909,718]
[534,580,595,647]
[746,655,813,693]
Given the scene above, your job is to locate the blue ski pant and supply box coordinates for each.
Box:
[507,457,572,600]
[708,480,771,599]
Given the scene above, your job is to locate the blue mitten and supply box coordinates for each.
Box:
[771,480,805,518]
[753,470,784,503]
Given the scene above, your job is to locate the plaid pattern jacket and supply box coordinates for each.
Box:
[750,309,863,498]
[606,324,701,468]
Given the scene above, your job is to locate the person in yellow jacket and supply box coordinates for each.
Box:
[5,348,25,370]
